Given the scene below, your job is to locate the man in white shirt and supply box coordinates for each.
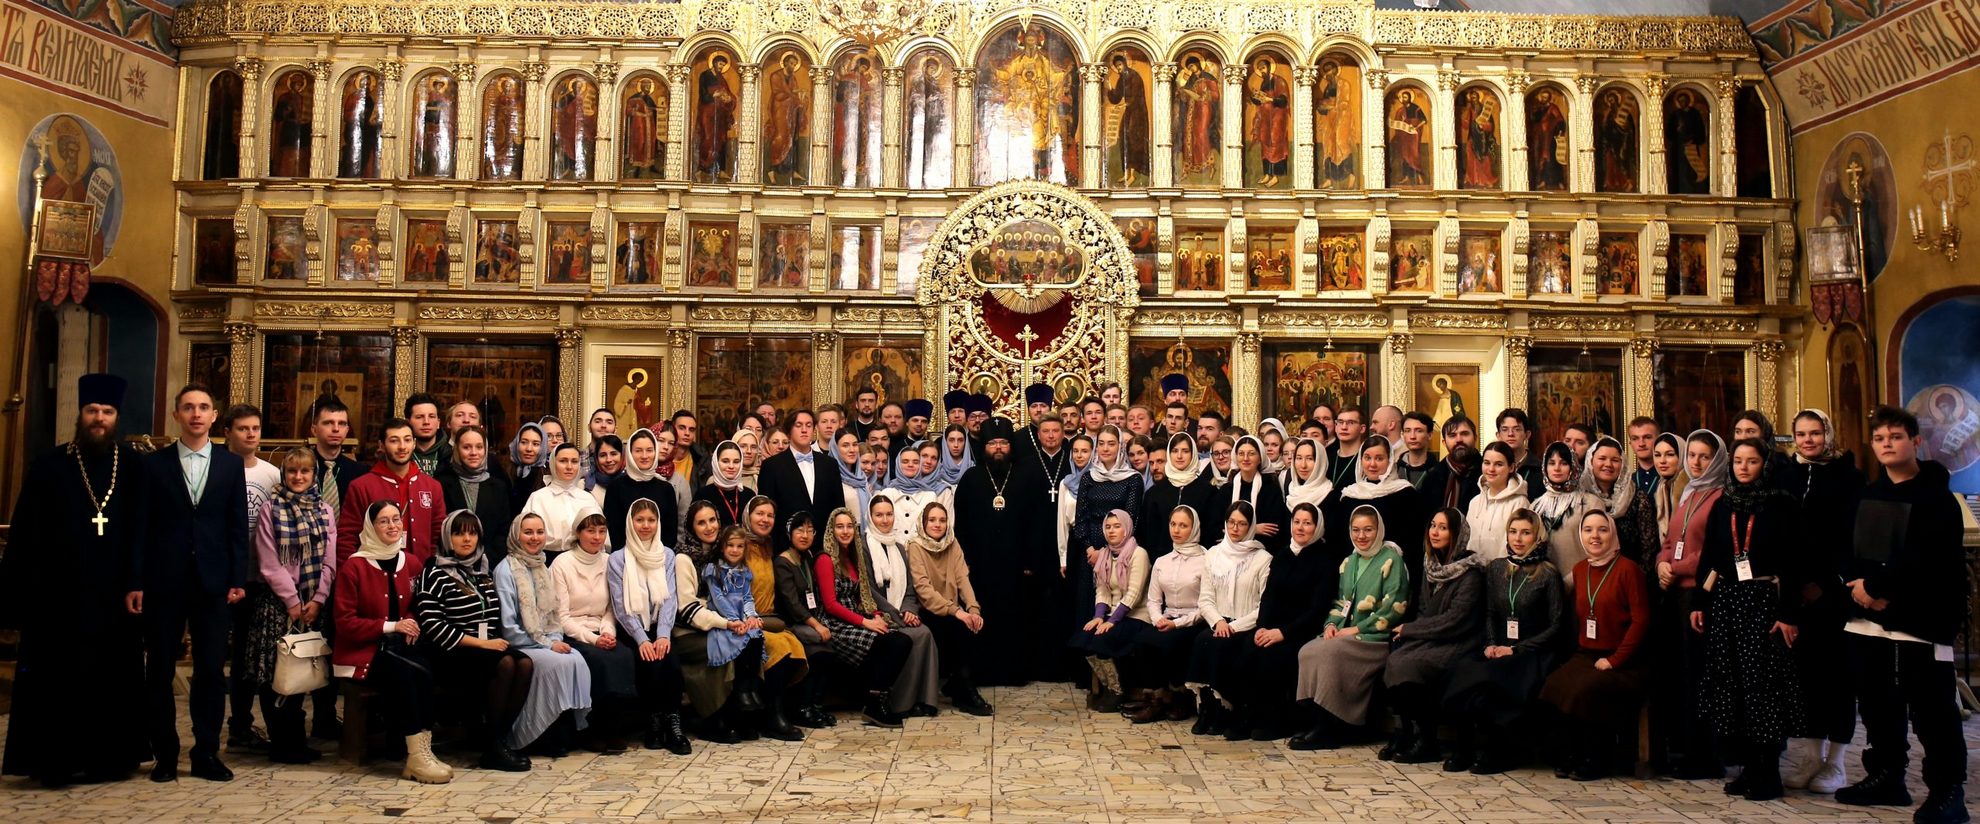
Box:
[221,405,280,751]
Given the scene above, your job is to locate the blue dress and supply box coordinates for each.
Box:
[494,559,594,749]
[700,560,765,667]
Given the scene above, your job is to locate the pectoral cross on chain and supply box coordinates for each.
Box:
[91,512,108,536]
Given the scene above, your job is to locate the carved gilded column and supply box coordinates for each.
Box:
[1572,73,1597,193]
[1643,74,1668,194]
[737,64,762,184]
[1233,332,1261,427]
[1755,338,1786,422]
[225,321,257,411]
[522,61,548,181]
[1080,63,1105,188]
[664,63,690,181]
[953,68,976,187]
[1629,336,1660,420]
[667,329,694,414]
[234,58,264,178]
[1504,335,1532,410]
[1385,333,1413,409]
[595,60,620,182]
[809,66,833,185]
[378,58,404,180]
[813,331,841,407]
[1365,68,1389,188]
[555,327,584,424]
[307,59,333,177]
[881,66,906,188]
[1504,72,1530,192]
[1715,76,1740,198]
[1434,69,1459,191]
[1221,64,1246,189]
[1292,66,1317,190]
[390,325,420,413]
[1151,62,1177,188]
[453,61,479,179]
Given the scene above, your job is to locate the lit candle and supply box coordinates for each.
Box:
[1911,206,1922,235]
[1942,199,1951,231]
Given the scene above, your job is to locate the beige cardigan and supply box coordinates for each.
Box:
[905,538,980,616]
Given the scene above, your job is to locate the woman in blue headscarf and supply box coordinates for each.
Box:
[928,424,976,491]
[879,441,943,539]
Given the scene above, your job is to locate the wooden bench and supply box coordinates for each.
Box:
[338,679,381,764]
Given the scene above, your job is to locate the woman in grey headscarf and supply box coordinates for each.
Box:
[493,511,594,754]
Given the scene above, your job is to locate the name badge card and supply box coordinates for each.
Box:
[1505,619,1520,640]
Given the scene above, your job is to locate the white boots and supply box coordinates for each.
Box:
[1808,742,1850,794]
[1783,738,1824,789]
[402,731,454,784]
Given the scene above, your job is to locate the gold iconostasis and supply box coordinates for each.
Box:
[166,0,1800,451]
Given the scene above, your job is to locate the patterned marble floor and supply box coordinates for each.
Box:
[1,683,1975,823]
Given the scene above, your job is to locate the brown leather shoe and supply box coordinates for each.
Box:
[1129,689,1170,724]
[1166,689,1196,722]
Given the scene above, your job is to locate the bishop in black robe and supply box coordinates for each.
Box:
[953,418,1034,686]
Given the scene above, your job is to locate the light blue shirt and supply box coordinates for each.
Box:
[493,558,565,649]
[176,440,213,505]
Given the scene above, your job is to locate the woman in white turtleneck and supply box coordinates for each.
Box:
[525,442,599,560]
[1183,500,1273,738]
[1464,441,1531,562]
[1127,504,1210,723]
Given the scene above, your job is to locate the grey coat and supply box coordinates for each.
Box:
[1384,561,1484,688]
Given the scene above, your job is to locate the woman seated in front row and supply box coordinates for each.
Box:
[413,511,532,773]
[332,501,450,784]
[1069,509,1153,713]
[1221,502,1335,742]
[1185,501,1272,737]
[495,511,595,756]
[551,510,638,754]
[1126,505,1209,724]
[605,498,693,755]
[740,497,812,737]
[904,501,994,715]
[700,523,807,742]
[813,506,919,727]
[1539,508,1652,781]
[1442,508,1567,775]
[772,512,839,729]
[1378,506,1484,766]
[669,501,746,743]
[861,495,942,717]
[1290,505,1410,750]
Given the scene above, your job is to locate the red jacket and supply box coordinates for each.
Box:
[337,461,444,570]
[332,551,422,680]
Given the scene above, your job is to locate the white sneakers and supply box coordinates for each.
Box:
[1808,742,1851,794]
[1783,738,1824,789]
[402,731,455,784]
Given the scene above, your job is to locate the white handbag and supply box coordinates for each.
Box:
[273,626,331,696]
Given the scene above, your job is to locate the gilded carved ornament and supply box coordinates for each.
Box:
[1409,312,1505,330]
[1504,335,1533,357]
[1258,310,1389,329]
[418,305,559,322]
[390,325,420,347]
[224,321,258,344]
[1653,315,1757,334]
[254,302,393,319]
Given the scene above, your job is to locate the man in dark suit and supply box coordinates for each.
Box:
[128,383,250,783]
[755,408,845,550]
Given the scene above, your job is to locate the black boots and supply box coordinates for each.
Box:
[761,694,806,742]
[1837,764,1915,807]
[1289,709,1343,751]
[1723,742,1783,801]
[645,712,692,755]
[1394,721,1443,765]
[948,670,993,716]
[1378,719,1416,761]
[1914,785,1970,824]
[479,722,531,772]
[863,692,905,728]
[1190,690,1221,736]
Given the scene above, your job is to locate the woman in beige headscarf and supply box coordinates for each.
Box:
[904,501,993,716]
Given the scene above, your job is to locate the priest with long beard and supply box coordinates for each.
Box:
[1,374,152,786]
[952,417,1033,685]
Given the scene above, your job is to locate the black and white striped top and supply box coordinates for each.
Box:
[414,564,502,651]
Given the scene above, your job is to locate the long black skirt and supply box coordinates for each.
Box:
[1443,649,1563,727]
[571,638,639,700]
[1127,622,1205,688]
[1700,580,1802,747]
[1067,617,1150,659]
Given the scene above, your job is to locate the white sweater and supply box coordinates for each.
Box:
[1198,546,1272,631]
[1146,548,1206,626]
[1464,475,1532,562]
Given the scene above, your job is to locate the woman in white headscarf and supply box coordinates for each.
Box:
[603,429,679,548]
[1652,429,1728,781]
[1138,433,1213,560]
[1224,435,1289,552]
[493,511,594,754]
[1330,436,1426,595]
[692,440,753,528]
[524,442,597,560]
[1582,436,1660,571]
[861,494,942,717]
[732,429,764,493]
[1220,501,1337,743]
[1284,438,1333,514]
[1126,505,1210,724]
[333,501,450,783]
[1290,505,1411,751]
[1256,418,1292,487]
[1183,500,1273,738]
[605,498,692,755]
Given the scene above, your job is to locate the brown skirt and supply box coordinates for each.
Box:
[1540,649,1648,724]
[1295,636,1391,724]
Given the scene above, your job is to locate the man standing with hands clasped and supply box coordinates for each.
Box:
[131,383,251,783]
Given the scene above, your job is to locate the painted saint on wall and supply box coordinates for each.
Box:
[409,71,457,178]
[1385,88,1431,189]
[543,222,592,285]
[480,72,525,180]
[975,23,1080,186]
[1664,88,1712,194]
[1456,86,1500,190]
[1526,86,1569,191]
[903,51,954,189]
[1101,46,1151,188]
[1172,50,1221,188]
[1313,56,1359,189]
[833,50,883,188]
[621,75,668,179]
[1244,52,1293,189]
[267,69,314,177]
[762,49,812,186]
[692,49,741,183]
[1594,86,1640,193]
[550,74,598,181]
[338,70,383,178]
[202,71,243,180]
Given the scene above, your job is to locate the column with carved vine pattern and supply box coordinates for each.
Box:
[453,61,479,180]
[737,63,762,184]
[1643,74,1667,195]
[1384,332,1413,410]
[1080,62,1104,187]
[881,66,906,188]
[1151,62,1176,188]
[307,59,333,178]
[595,60,621,182]
[1234,332,1261,428]
[1504,71,1531,192]
[1220,63,1245,190]
[1433,67,1458,191]
[1503,334,1532,411]
[1227,206,1246,293]
[1714,76,1739,198]
[666,329,694,416]
[1292,65,1317,190]
[664,63,690,181]
[225,321,258,416]
[809,65,833,185]
[1572,73,1597,194]
[377,58,404,181]
[1755,338,1785,423]
[523,61,548,180]
[1628,336,1658,420]
[234,58,264,178]
[952,68,976,186]
[391,325,420,416]
[555,327,584,424]
[813,331,841,409]
[1364,68,1388,189]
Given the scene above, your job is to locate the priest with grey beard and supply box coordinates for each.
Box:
[952,417,1034,685]
[1,374,153,787]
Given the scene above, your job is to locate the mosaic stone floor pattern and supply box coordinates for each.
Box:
[1,682,1975,822]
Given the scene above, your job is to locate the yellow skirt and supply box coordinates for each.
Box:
[762,629,809,681]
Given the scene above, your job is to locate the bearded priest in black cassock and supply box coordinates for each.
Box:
[953,418,1031,685]
[1,374,152,786]
[1011,412,1076,683]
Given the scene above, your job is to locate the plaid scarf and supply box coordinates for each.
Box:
[269,484,330,601]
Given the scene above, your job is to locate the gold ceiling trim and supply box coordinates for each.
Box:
[1259,310,1389,329]
[1530,314,1634,332]
[254,301,394,319]
[1409,312,1505,330]
[1654,315,1759,333]
[418,305,561,321]
[172,0,1753,58]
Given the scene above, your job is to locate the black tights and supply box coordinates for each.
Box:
[485,651,534,739]
[634,655,685,714]
[861,632,912,694]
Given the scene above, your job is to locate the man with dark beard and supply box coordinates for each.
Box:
[1419,414,1482,511]
[1,375,152,786]
[953,418,1032,685]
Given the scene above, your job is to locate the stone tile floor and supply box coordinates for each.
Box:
[1,683,1975,822]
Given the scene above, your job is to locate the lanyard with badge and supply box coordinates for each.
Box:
[1582,560,1617,641]
[1505,562,1531,641]
[1673,493,1708,561]
[1729,512,1757,582]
